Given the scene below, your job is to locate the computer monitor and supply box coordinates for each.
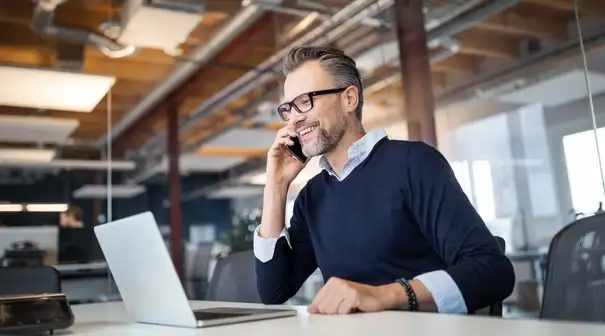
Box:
[57,226,102,264]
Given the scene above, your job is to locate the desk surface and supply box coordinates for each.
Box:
[66,301,605,336]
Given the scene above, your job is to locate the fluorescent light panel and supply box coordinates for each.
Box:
[73,184,146,199]
[0,115,79,144]
[0,204,24,212]
[0,66,116,112]
[0,148,56,163]
[207,185,264,199]
[25,203,68,212]
[204,129,277,149]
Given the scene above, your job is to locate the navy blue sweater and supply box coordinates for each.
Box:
[255,138,515,312]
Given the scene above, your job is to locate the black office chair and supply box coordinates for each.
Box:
[0,266,61,296]
[489,236,506,316]
[184,242,215,300]
[540,213,605,322]
[205,250,262,303]
[474,236,506,316]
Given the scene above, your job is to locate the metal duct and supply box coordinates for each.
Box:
[138,0,498,157]
[137,0,383,155]
[247,0,387,28]
[173,0,522,201]
[95,4,273,146]
[31,0,132,58]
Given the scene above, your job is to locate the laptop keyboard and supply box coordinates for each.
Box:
[193,310,250,321]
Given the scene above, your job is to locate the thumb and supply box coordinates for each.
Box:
[307,304,319,314]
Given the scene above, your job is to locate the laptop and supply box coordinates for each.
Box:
[94,211,296,328]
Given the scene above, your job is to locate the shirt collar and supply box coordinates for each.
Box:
[318,128,388,176]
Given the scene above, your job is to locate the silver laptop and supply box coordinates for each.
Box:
[94,211,296,328]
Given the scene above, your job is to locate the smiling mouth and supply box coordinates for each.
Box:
[299,125,318,139]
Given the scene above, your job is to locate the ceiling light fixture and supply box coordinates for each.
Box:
[0,204,24,212]
[25,203,68,212]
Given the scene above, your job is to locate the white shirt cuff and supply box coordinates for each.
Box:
[414,270,467,314]
[253,225,288,263]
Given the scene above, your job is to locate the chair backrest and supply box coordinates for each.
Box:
[184,242,215,300]
[185,242,215,280]
[473,236,506,316]
[540,213,605,322]
[489,236,506,316]
[204,250,262,303]
[0,266,61,296]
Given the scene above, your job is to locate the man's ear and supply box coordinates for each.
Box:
[344,86,359,115]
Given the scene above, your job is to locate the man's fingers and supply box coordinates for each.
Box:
[277,126,297,139]
[307,304,319,314]
[321,295,344,315]
[337,296,356,315]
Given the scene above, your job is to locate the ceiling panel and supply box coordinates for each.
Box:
[0,115,79,144]
[150,154,248,173]
[204,128,277,149]
[73,184,146,199]
[0,66,115,112]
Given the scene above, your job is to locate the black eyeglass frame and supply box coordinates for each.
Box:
[277,87,347,121]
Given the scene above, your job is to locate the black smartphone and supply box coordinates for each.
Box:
[286,136,309,163]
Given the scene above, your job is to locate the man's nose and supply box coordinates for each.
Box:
[289,113,306,126]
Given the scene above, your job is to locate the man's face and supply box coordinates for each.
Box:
[60,212,71,227]
[283,61,349,157]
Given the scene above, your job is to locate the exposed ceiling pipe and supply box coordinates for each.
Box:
[137,0,385,156]
[94,3,274,147]
[175,0,522,203]
[30,0,134,59]
[364,42,460,96]
[247,0,387,28]
[139,0,499,158]
[437,24,605,108]
[0,159,135,171]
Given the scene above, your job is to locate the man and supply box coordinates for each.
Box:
[254,46,515,315]
[60,204,84,229]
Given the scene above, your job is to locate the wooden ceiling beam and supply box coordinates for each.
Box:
[431,55,478,74]
[195,146,268,158]
[523,0,605,16]
[0,44,180,85]
[475,12,568,40]
[0,0,114,30]
[457,30,521,59]
[83,58,173,82]
[113,12,282,152]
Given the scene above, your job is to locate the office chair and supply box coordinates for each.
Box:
[474,236,506,316]
[540,213,605,322]
[489,236,506,316]
[184,242,215,300]
[0,266,61,296]
[205,249,262,303]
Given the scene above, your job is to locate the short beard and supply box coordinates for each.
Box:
[302,115,348,157]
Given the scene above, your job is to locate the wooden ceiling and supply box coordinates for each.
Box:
[0,0,239,142]
[0,0,604,166]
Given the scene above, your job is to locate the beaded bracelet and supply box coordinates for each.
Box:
[395,278,418,311]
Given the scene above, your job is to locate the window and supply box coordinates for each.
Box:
[563,127,605,215]
[472,160,496,222]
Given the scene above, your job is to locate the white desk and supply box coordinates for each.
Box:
[64,301,605,336]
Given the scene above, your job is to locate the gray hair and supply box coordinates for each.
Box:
[281,46,363,120]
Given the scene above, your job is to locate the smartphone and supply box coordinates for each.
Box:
[286,136,309,163]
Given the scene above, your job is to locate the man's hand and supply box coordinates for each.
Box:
[307,277,405,315]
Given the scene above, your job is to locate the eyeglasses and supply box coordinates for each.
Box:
[276,87,347,121]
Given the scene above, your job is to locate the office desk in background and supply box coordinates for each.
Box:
[53,262,118,303]
[64,301,605,336]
